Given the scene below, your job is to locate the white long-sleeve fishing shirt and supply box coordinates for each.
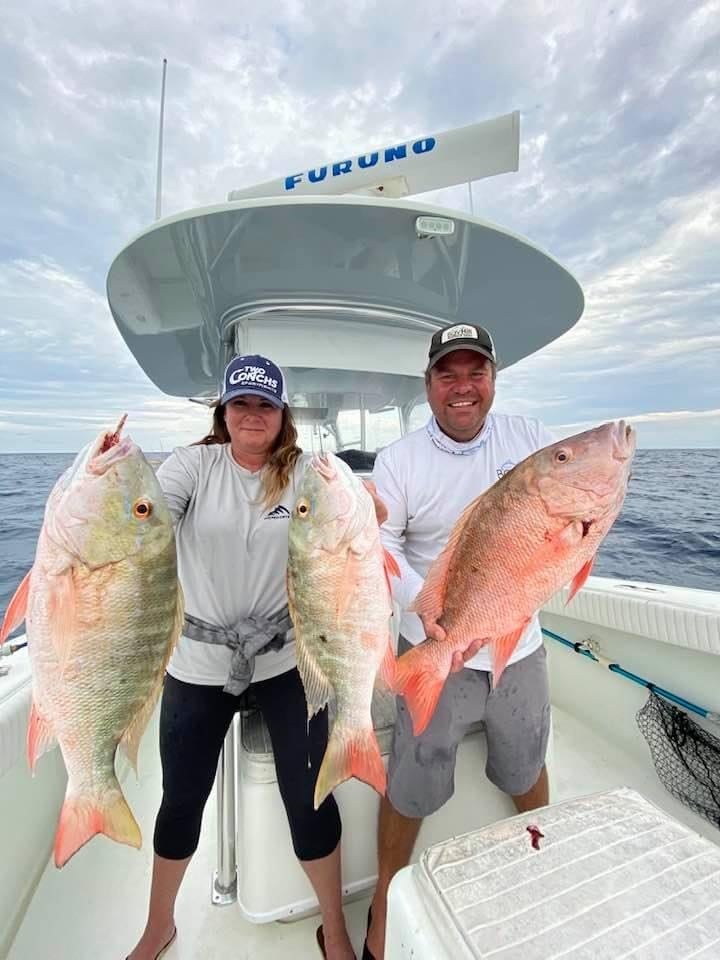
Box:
[371,413,556,672]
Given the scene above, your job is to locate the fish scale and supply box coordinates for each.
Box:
[397,421,636,737]
[33,544,177,770]
[0,422,183,867]
[288,452,399,809]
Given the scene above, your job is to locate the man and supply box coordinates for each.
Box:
[364,322,555,960]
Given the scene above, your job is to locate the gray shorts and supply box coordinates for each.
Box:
[387,638,551,818]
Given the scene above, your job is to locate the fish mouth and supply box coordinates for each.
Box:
[611,420,636,462]
[311,454,337,483]
[88,414,134,475]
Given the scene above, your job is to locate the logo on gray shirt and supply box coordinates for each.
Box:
[265,505,290,519]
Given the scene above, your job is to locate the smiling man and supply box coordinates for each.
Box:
[364,322,556,960]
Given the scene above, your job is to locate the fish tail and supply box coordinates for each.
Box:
[313,723,386,811]
[395,642,454,736]
[53,781,141,868]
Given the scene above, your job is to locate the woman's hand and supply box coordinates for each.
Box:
[362,479,388,526]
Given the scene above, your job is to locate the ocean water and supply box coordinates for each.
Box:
[0,449,718,626]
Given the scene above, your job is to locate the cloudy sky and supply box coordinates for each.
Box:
[1,0,718,453]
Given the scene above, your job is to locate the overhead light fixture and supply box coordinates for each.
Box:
[415,215,456,238]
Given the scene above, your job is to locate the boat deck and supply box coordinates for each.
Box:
[9,703,717,960]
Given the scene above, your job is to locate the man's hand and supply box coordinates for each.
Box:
[419,612,447,644]
[450,637,485,673]
[419,612,482,671]
[362,479,388,526]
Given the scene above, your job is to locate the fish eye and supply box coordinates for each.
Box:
[555,449,572,464]
[133,499,153,520]
[296,499,310,518]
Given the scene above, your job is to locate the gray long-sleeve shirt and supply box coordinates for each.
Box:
[157,443,311,686]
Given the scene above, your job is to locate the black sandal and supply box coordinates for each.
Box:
[316,907,377,959]
[125,926,177,960]
[362,906,377,960]
[154,929,177,960]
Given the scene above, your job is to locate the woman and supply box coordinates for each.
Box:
[127,354,357,960]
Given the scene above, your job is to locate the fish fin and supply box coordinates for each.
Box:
[313,723,386,810]
[376,634,397,692]
[489,623,530,689]
[119,685,162,775]
[47,570,79,667]
[382,549,401,596]
[286,569,296,619]
[54,784,141,868]
[566,558,594,604]
[394,641,455,736]
[410,496,478,621]
[287,570,330,712]
[120,582,184,775]
[27,701,57,773]
[0,569,32,644]
[296,636,332,716]
[115,751,134,787]
[172,581,185,645]
[336,550,363,620]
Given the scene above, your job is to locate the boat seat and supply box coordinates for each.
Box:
[334,448,378,472]
[239,688,485,762]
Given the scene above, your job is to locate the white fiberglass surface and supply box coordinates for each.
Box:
[8,701,717,960]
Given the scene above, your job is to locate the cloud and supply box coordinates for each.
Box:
[551,406,720,447]
[551,408,720,435]
[0,0,718,451]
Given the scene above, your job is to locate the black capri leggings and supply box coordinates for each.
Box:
[153,668,342,862]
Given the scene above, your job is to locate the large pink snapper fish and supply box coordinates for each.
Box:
[396,420,636,736]
[0,418,183,867]
[287,453,399,809]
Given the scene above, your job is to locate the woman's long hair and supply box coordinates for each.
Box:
[194,402,302,508]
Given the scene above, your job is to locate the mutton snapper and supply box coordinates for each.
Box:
[287,453,399,810]
[0,417,183,867]
[397,420,636,736]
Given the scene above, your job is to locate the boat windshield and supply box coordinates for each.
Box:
[284,366,427,464]
[295,403,407,457]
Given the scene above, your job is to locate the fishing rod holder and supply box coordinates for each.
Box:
[578,635,602,657]
[212,717,238,906]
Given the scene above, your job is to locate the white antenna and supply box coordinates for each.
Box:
[155,58,168,220]
[467,181,475,215]
[228,110,520,202]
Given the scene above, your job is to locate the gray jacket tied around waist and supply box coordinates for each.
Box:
[182,608,293,695]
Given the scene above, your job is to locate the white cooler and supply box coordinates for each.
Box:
[235,689,555,923]
[385,786,720,959]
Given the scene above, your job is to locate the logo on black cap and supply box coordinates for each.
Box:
[428,323,496,369]
[220,354,289,408]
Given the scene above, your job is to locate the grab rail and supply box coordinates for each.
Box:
[212,717,238,905]
[542,627,720,726]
